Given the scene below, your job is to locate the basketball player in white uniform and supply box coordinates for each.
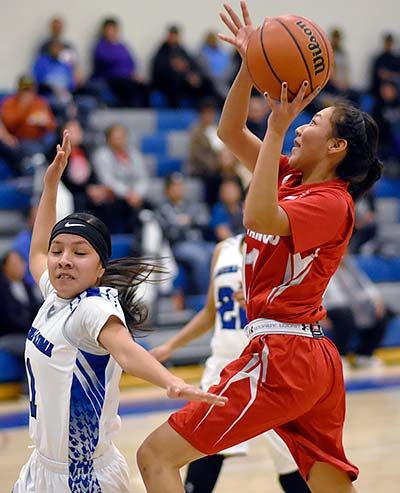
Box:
[151,235,310,493]
[13,131,227,493]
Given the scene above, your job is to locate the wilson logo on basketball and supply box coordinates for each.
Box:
[295,20,326,76]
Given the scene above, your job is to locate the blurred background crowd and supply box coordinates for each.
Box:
[0,14,400,392]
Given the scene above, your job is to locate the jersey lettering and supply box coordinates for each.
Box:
[217,286,247,330]
[247,229,280,246]
[27,326,54,357]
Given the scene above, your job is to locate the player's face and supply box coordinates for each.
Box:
[288,107,335,172]
[48,234,105,299]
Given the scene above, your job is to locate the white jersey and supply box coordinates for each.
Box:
[24,271,126,489]
[211,234,248,359]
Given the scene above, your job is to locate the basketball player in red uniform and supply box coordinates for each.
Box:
[136,2,383,492]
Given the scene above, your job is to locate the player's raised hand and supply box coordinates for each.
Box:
[218,1,257,58]
[166,379,228,407]
[44,130,72,187]
[265,81,321,134]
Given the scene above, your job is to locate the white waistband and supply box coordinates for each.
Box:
[245,318,324,340]
[36,445,117,474]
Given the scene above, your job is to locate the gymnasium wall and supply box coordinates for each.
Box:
[0,0,398,90]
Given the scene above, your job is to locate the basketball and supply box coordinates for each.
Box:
[246,15,334,101]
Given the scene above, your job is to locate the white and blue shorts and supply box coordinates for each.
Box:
[12,444,132,493]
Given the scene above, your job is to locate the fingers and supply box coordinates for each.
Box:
[217,32,237,46]
[223,3,243,30]
[240,0,252,26]
[219,11,239,35]
[190,389,228,407]
[170,385,228,406]
[292,80,309,105]
[280,82,288,104]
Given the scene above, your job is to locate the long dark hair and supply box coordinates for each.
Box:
[331,103,383,200]
[99,257,167,335]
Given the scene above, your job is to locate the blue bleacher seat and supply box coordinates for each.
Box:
[374,177,400,198]
[0,182,30,209]
[0,350,23,382]
[0,158,15,180]
[156,110,197,131]
[140,133,167,155]
[110,234,133,259]
[155,157,183,177]
[380,316,400,347]
[354,255,400,282]
[150,91,168,109]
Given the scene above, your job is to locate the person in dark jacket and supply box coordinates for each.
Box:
[151,25,217,108]
[0,250,42,382]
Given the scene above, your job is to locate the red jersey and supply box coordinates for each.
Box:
[244,156,354,323]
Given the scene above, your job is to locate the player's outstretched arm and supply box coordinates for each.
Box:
[150,242,224,362]
[29,130,71,284]
[217,1,263,172]
[99,316,228,407]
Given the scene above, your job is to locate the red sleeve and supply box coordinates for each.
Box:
[279,189,351,253]
[278,155,292,181]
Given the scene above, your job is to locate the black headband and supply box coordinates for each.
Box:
[49,216,111,267]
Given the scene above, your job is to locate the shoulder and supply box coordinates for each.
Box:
[70,286,119,311]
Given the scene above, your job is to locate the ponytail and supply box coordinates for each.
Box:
[346,158,383,200]
[332,104,383,200]
[99,257,168,335]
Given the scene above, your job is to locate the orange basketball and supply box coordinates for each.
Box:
[246,15,334,101]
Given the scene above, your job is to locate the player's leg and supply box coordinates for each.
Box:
[183,440,248,493]
[264,430,311,493]
[137,421,205,493]
[307,462,357,493]
[184,455,225,493]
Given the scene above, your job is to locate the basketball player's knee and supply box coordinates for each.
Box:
[137,438,158,476]
[137,435,172,477]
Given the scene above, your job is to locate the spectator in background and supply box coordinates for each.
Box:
[197,31,231,102]
[349,191,378,254]
[187,98,224,205]
[0,120,25,175]
[0,251,42,385]
[372,81,400,176]
[211,178,243,241]
[92,17,149,108]
[1,75,56,156]
[60,119,114,215]
[33,39,76,102]
[12,206,38,287]
[321,28,359,106]
[37,16,83,87]
[151,25,216,108]
[217,146,251,191]
[92,124,150,244]
[322,254,391,370]
[156,172,214,295]
[246,93,269,139]
[370,33,400,98]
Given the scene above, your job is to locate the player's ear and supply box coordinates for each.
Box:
[328,137,347,154]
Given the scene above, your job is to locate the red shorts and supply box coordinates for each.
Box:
[169,334,359,481]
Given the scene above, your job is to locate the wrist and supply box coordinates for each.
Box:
[166,375,184,390]
[238,62,253,84]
